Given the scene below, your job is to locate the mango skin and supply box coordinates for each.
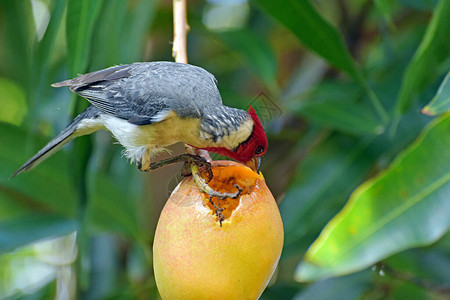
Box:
[153,161,284,300]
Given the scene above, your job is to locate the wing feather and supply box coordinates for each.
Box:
[52,62,223,125]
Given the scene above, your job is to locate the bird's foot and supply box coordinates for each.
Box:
[144,153,211,178]
[144,153,243,225]
[179,154,213,182]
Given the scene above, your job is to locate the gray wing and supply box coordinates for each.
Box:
[52,62,223,125]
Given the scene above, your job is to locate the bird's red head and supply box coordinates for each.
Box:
[233,106,268,162]
[202,106,268,166]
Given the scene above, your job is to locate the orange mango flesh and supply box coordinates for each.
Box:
[153,161,284,300]
[201,164,263,221]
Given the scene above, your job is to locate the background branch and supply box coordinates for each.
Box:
[172,0,211,161]
[172,0,189,64]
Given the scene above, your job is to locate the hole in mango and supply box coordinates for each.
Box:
[201,164,262,223]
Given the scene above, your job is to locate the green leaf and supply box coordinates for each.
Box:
[66,0,104,75]
[385,244,450,288]
[291,82,383,135]
[253,0,358,79]
[28,0,68,121]
[33,0,67,75]
[422,70,450,116]
[0,214,77,254]
[297,99,383,135]
[375,244,450,300]
[0,0,33,86]
[120,0,156,63]
[399,0,437,11]
[394,0,450,115]
[254,0,389,126]
[281,134,376,258]
[374,0,395,30]
[90,0,128,69]
[87,172,141,239]
[90,0,156,67]
[216,29,277,89]
[18,279,57,300]
[293,271,372,300]
[0,78,27,125]
[0,122,77,217]
[296,114,450,281]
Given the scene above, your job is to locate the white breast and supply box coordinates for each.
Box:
[98,112,202,163]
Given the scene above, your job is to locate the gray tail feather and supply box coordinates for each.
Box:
[11,127,76,178]
[11,106,100,178]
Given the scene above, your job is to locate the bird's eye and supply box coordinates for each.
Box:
[255,146,265,155]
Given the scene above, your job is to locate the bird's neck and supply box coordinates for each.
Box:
[199,107,254,150]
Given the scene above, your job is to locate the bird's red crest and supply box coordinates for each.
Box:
[243,105,268,158]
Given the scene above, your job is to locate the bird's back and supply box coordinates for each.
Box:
[54,62,224,125]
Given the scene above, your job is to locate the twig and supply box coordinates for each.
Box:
[172,0,212,162]
[172,0,189,64]
[376,262,450,295]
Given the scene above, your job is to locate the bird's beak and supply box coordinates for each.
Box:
[247,157,261,172]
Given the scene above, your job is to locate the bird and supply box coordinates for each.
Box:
[12,61,268,180]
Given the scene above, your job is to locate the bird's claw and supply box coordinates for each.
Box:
[181,155,213,181]
[147,153,212,180]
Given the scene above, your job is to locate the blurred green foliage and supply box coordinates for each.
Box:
[0,0,449,299]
